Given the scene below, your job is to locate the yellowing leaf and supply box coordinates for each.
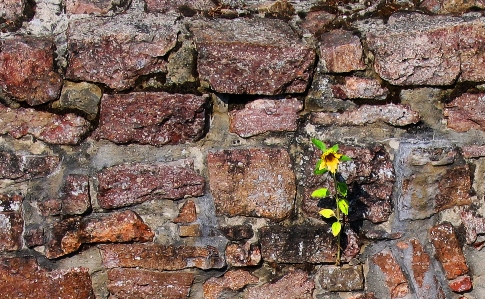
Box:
[332,222,341,236]
[338,199,349,215]
[311,188,329,198]
[319,209,335,218]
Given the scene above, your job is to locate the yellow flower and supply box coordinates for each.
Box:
[319,148,342,173]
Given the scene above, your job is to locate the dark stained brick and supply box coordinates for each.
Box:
[0,194,23,251]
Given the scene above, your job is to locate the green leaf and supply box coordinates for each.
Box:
[311,138,327,151]
[319,209,335,218]
[340,155,352,161]
[311,188,329,198]
[332,222,341,237]
[329,144,339,152]
[338,199,349,215]
[314,160,328,175]
[336,182,348,197]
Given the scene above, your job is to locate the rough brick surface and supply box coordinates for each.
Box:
[107,268,194,299]
[0,37,62,105]
[66,13,179,90]
[319,265,364,291]
[99,243,224,270]
[0,194,23,251]
[0,150,60,181]
[0,104,90,145]
[372,249,410,299]
[97,160,205,209]
[460,210,485,244]
[203,269,259,299]
[421,0,485,13]
[61,174,90,215]
[246,270,314,299]
[260,225,337,263]
[146,0,216,13]
[66,0,130,14]
[94,92,208,145]
[0,257,94,299]
[191,18,315,95]
[0,0,25,29]
[229,98,302,137]
[331,77,388,100]
[173,200,197,223]
[445,93,485,132]
[300,10,336,34]
[311,104,420,127]
[225,242,261,267]
[207,148,295,221]
[319,29,366,73]
[220,225,254,241]
[45,210,154,258]
[54,81,102,121]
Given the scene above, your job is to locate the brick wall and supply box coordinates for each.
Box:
[1,0,485,298]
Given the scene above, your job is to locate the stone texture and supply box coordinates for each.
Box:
[0,150,60,181]
[462,145,485,158]
[203,269,259,299]
[259,225,337,263]
[38,198,62,216]
[444,93,485,132]
[0,257,94,299]
[23,224,44,248]
[460,209,485,244]
[429,222,469,280]
[331,77,388,100]
[179,223,201,237]
[319,265,364,291]
[311,104,420,127]
[145,0,216,13]
[66,13,179,90]
[66,0,131,14]
[173,200,197,223]
[53,81,102,121]
[99,243,224,270]
[299,10,336,35]
[166,40,197,86]
[207,148,295,221]
[191,18,315,95]
[0,37,62,105]
[246,269,314,299]
[94,92,208,146]
[229,98,302,137]
[0,104,90,145]
[97,160,205,209]
[421,0,485,13]
[449,275,473,293]
[395,239,445,299]
[61,174,91,215]
[302,145,395,224]
[319,29,366,73]
[45,210,154,258]
[225,241,261,267]
[372,249,410,299]
[0,194,23,251]
[0,0,25,30]
[396,145,472,220]
[220,224,254,241]
[107,268,194,299]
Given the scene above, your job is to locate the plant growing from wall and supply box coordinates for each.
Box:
[311,138,351,265]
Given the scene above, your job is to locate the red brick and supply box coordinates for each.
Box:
[448,275,473,293]
[94,92,208,146]
[0,0,25,30]
[203,269,259,299]
[191,18,315,95]
[225,242,261,267]
[331,77,388,100]
[0,194,23,251]
[145,0,216,13]
[445,93,485,132]
[0,37,62,105]
[246,269,314,299]
[229,98,302,137]
[207,148,295,221]
[173,200,197,224]
[66,0,130,14]
[372,249,410,299]
[319,30,366,73]
[61,174,90,215]
[0,150,60,181]
[97,160,205,209]
[300,10,336,34]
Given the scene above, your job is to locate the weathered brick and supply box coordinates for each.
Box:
[260,225,337,263]
[0,0,25,30]
[311,104,420,127]
[107,268,194,299]
[229,98,302,137]
[444,93,485,132]
[179,224,201,237]
[319,265,364,291]
[220,224,254,241]
[331,77,388,100]
[66,0,130,14]
[207,148,295,221]
[319,29,366,73]
[449,275,473,293]
[246,269,314,299]
[0,150,60,181]
[225,242,261,267]
[299,10,336,34]
[191,18,315,95]
[396,239,445,299]
[61,174,90,215]
[45,210,154,258]
[0,104,90,145]
[53,81,102,121]
[23,224,44,248]
[372,249,410,299]
[66,13,179,90]
[0,37,62,105]
[462,145,485,158]
[203,269,259,299]
[429,222,469,280]
[0,257,94,299]
[99,243,225,270]
[145,0,216,13]
[94,92,208,146]
[97,160,205,209]
[460,210,485,244]
[0,194,23,251]
[421,0,485,13]
[173,200,197,224]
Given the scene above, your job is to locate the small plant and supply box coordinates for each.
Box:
[311,138,351,265]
